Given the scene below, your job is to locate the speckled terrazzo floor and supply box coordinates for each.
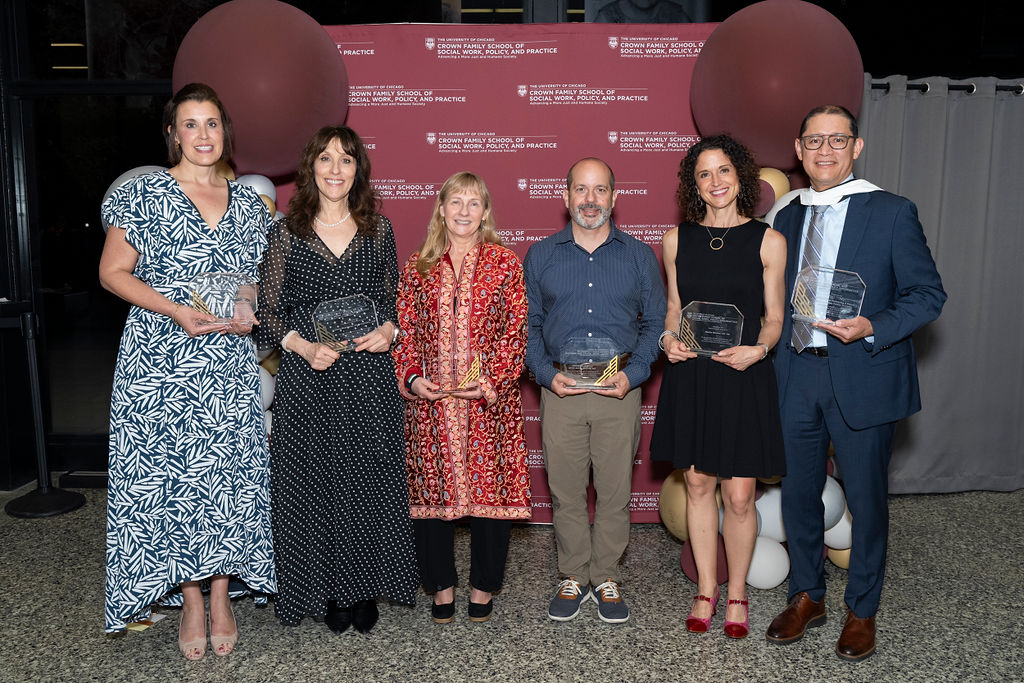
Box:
[1,484,1022,682]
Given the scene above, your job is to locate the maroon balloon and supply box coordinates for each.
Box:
[690,0,862,170]
[173,0,348,176]
[680,535,729,585]
[754,179,776,217]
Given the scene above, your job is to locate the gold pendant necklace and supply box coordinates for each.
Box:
[704,224,733,251]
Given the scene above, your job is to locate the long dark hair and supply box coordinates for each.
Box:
[676,134,760,223]
[162,83,234,164]
[287,125,379,238]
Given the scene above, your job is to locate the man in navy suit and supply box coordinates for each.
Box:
[765,105,946,660]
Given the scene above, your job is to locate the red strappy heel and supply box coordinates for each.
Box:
[685,588,720,633]
[724,597,750,639]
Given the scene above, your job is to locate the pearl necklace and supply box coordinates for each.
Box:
[315,212,351,228]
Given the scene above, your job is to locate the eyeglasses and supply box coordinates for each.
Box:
[800,134,854,150]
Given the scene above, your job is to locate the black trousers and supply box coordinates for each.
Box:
[413,517,512,594]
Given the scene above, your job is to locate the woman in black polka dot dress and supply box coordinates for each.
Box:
[256,126,418,633]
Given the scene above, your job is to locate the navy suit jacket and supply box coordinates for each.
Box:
[774,191,946,430]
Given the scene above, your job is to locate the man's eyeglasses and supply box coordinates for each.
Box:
[800,134,854,150]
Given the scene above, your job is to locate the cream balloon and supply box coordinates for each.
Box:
[827,547,851,569]
[658,469,689,541]
[758,167,791,205]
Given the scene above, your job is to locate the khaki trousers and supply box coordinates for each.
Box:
[540,386,641,585]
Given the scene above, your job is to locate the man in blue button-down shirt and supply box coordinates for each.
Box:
[524,157,666,624]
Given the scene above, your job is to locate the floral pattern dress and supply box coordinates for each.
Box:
[393,242,531,521]
[100,171,276,633]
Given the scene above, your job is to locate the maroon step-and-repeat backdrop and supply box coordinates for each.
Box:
[305,22,716,522]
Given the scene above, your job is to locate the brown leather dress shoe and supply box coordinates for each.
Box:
[765,592,827,643]
[836,611,876,661]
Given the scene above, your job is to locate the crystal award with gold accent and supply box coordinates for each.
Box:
[677,301,743,357]
[313,294,379,352]
[558,337,620,389]
[188,273,258,325]
[422,350,483,394]
[792,266,866,324]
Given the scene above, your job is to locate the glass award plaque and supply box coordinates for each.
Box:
[558,337,620,389]
[792,266,866,323]
[677,301,744,357]
[188,273,257,325]
[422,350,483,393]
[313,295,379,352]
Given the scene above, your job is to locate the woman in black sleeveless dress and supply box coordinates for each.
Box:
[651,135,787,639]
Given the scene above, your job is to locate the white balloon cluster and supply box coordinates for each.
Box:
[746,469,853,587]
[235,174,285,227]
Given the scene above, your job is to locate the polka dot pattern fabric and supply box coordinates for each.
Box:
[256,216,418,625]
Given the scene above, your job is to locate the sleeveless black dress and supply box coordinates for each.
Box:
[650,220,786,478]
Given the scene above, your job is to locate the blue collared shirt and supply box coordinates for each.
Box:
[524,221,667,389]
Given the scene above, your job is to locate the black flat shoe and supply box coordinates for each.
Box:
[468,599,493,622]
[431,600,456,624]
[351,599,379,634]
[325,600,352,634]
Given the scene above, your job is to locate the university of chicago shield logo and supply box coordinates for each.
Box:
[425,37,435,50]
[608,131,618,144]
[608,36,619,49]
[426,132,436,145]
[517,84,528,97]
[517,178,527,191]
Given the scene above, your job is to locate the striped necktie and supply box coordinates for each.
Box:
[791,205,827,353]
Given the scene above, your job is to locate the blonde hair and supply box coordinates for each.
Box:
[416,171,502,276]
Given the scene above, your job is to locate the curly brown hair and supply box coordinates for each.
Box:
[286,126,380,238]
[676,134,760,223]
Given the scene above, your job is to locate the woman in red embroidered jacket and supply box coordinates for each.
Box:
[392,171,530,624]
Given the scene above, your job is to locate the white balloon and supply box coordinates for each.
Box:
[763,188,803,227]
[264,409,272,435]
[830,454,842,481]
[236,174,276,202]
[259,365,276,411]
[755,485,786,542]
[101,165,166,232]
[824,505,853,550]
[822,475,846,530]
[746,537,790,590]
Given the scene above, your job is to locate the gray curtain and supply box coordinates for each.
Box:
[855,74,1024,493]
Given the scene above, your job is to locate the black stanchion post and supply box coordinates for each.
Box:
[4,311,86,518]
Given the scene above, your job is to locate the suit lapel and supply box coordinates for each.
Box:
[836,193,871,268]
[781,198,805,287]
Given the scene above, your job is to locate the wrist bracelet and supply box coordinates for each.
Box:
[171,303,182,326]
[758,342,769,360]
[658,330,677,352]
[405,373,420,392]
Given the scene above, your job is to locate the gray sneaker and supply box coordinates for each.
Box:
[547,577,593,621]
[593,579,630,623]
